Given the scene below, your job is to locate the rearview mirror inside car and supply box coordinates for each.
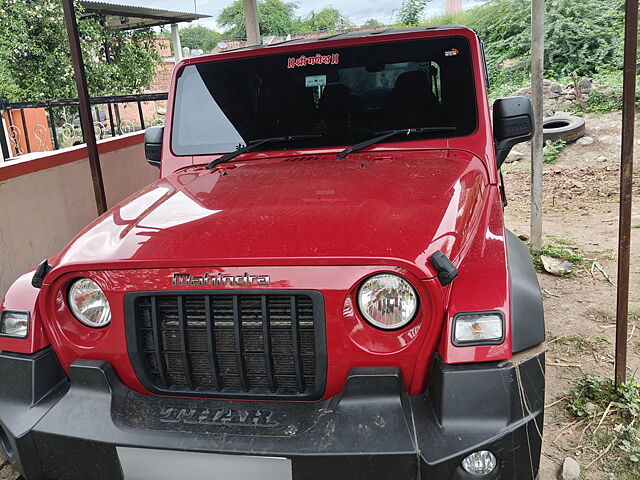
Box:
[144,126,164,168]
[493,96,533,168]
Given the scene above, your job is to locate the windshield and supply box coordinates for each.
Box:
[171,36,477,156]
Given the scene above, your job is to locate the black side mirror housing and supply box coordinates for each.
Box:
[144,126,164,167]
[493,96,533,168]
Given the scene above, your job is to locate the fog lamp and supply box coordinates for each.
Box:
[0,310,29,338]
[68,278,111,328]
[453,312,503,346]
[461,450,497,476]
[357,273,418,330]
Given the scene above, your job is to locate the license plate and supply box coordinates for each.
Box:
[117,447,293,480]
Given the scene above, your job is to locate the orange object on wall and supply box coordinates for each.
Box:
[2,108,53,157]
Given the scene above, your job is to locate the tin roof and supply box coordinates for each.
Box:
[79,1,210,30]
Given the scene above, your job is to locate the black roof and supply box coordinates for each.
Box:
[79,1,210,30]
[210,25,472,56]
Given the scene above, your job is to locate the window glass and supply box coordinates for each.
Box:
[172,36,477,156]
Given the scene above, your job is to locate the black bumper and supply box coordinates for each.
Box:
[0,347,544,480]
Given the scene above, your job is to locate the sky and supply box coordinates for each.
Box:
[104,0,486,30]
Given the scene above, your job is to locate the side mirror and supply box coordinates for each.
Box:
[493,96,533,168]
[144,126,164,168]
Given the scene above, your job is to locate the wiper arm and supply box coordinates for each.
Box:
[205,135,322,170]
[336,126,456,159]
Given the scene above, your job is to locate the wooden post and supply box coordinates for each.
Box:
[530,0,544,250]
[243,0,261,46]
[615,0,638,387]
[61,0,107,215]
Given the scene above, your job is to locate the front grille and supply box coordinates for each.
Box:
[126,291,326,400]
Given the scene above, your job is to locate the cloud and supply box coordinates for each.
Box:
[99,0,485,30]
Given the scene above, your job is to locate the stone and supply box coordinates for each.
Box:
[550,83,563,93]
[576,136,594,146]
[579,78,593,91]
[541,255,573,276]
[514,87,531,96]
[548,92,560,99]
[561,457,580,480]
[543,79,552,86]
[504,150,524,163]
[565,94,576,100]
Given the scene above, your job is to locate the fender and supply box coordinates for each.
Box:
[506,230,545,352]
[0,269,51,354]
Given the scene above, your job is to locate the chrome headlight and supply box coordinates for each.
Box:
[358,273,418,330]
[68,278,111,328]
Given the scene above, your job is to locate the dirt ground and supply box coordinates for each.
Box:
[503,111,640,479]
[1,112,639,480]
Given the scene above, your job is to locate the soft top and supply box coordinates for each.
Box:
[199,25,475,58]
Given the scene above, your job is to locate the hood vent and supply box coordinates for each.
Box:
[283,156,320,162]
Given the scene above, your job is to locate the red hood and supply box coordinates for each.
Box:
[53,149,489,278]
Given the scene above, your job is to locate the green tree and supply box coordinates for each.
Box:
[178,25,222,53]
[473,0,621,84]
[362,18,384,28]
[299,7,353,32]
[0,0,158,102]
[424,0,625,91]
[398,0,429,26]
[217,0,297,38]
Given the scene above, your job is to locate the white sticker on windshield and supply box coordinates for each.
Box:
[305,75,327,88]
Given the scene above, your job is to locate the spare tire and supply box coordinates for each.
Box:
[543,115,586,143]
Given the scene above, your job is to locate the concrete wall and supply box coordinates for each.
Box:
[0,132,158,298]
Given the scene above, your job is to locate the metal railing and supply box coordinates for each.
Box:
[0,92,168,160]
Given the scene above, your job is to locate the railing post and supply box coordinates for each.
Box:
[137,101,145,130]
[47,107,59,151]
[19,109,31,154]
[0,99,10,160]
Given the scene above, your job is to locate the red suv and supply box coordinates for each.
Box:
[0,26,544,480]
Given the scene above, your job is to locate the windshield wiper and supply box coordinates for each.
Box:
[336,126,456,159]
[205,134,322,170]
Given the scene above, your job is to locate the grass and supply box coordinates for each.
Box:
[547,334,608,354]
[544,139,567,164]
[530,235,588,272]
[633,224,640,229]
[565,376,640,478]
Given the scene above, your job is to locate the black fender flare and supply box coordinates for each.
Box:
[506,230,545,352]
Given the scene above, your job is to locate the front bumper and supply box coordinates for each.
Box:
[0,347,544,480]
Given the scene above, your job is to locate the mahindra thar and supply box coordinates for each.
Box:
[0,26,545,480]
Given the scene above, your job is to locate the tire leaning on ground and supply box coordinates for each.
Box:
[542,114,586,143]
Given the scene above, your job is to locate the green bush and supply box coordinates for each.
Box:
[424,0,626,97]
[543,139,566,164]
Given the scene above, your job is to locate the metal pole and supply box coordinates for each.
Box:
[530,0,544,251]
[243,0,261,46]
[615,0,638,387]
[0,106,10,160]
[171,24,183,62]
[61,0,107,215]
